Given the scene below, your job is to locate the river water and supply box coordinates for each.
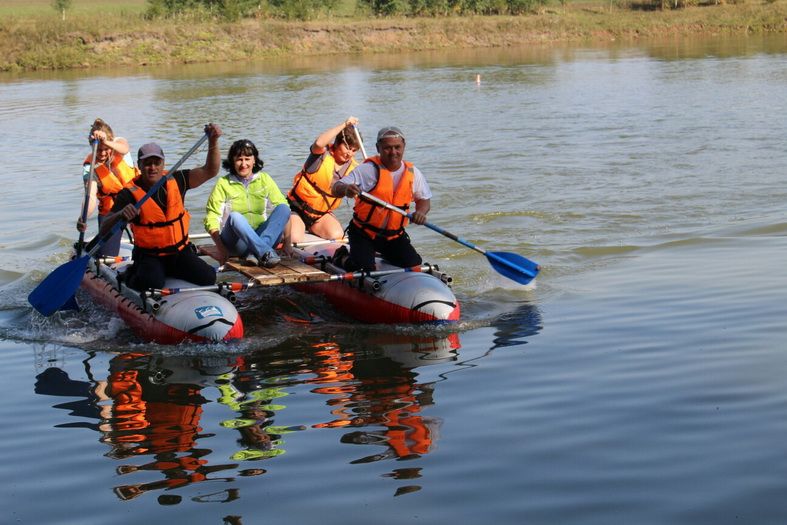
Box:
[2,33,787,524]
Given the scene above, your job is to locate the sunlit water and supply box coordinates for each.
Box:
[2,34,787,524]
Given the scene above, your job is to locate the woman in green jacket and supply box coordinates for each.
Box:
[204,139,290,267]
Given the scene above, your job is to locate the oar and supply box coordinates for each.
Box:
[97,255,130,265]
[292,237,347,249]
[155,265,435,295]
[360,191,540,285]
[354,125,369,160]
[76,139,99,258]
[320,263,434,281]
[28,133,209,316]
[191,232,347,248]
[154,281,255,296]
[61,139,100,312]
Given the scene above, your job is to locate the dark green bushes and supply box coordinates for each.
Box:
[146,0,546,20]
[361,0,547,15]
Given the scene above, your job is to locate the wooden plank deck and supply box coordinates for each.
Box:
[199,244,330,286]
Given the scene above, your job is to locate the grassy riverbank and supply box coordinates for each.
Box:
[1,0,785,71]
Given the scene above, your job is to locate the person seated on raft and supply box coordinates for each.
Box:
[286,116,361,245]
[76,118,137,257]
[204,139,290,268]
[98,123,223,291]
[331,126,431,272]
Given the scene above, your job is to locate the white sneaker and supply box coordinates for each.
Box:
[243,253,259,266]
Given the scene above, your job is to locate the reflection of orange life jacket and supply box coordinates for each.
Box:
[109,369,148,441]
[146,387,203,454]
[382,384,434,457]
[128,177,190,256]
[351,156,413,240]
[386,413,434,457]
[84,153,137,216]
[107,371,203,454]
[288,146,357,221]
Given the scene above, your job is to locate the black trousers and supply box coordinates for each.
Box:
[128,244,216,290]
[346,223,422,271]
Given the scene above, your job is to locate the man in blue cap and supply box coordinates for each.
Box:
[331,126,432,271]
[98,123,223,291]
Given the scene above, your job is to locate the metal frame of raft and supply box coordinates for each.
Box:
[199,239,460,324]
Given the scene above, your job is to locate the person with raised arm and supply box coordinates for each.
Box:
[98,123,223,291]
[286,116,361,246]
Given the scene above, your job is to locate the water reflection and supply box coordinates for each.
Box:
[490,302,543,350]
[35,352,243,502]
[311,335,460,469]
[98,354,239,501]
[30,326,549,505]
[239,332,460,484]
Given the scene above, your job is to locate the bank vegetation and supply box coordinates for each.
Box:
[1,0,785,71]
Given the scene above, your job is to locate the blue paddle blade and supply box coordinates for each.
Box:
[28,255,90,316]
[486,251,540,285]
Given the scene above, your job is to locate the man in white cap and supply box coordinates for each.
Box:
[98,123,223,291]
[331,126,431,271]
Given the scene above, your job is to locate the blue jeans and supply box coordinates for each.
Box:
[220,204,290,258]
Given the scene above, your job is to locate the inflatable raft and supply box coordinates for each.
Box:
[292,235,460,324]
[81,242,243,344]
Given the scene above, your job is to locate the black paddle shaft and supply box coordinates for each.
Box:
[84,133,209,256]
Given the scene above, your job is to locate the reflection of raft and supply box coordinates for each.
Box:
[81,242,243,344]
[291,235,461,324]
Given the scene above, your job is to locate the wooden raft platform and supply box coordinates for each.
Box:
[199,245,330,286]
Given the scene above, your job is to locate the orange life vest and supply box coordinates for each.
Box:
[128,176,191,256]
[288,145,357,221]
[84,153,137,216]
[351,156,414,240]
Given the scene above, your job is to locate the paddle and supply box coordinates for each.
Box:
[59,139,100,312]
[350,125,540,285]
[28,133,209,316]
[76,139,99,258]
[359,191,539,285]
[154,264,435,295]
[354,125,369,160]
[154,281,255,296]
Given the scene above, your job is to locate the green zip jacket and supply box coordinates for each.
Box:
[204,172,288,233]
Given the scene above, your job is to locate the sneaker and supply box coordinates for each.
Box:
[259,251,280,268]
[332,245,350,269]
[243,253,259,266]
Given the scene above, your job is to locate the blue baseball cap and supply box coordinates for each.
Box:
[138,143,165,161]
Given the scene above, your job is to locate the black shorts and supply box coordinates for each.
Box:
[289,199,329,230]
[345,222,422,271]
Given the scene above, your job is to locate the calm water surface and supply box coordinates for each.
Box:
[2,34,787,524]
